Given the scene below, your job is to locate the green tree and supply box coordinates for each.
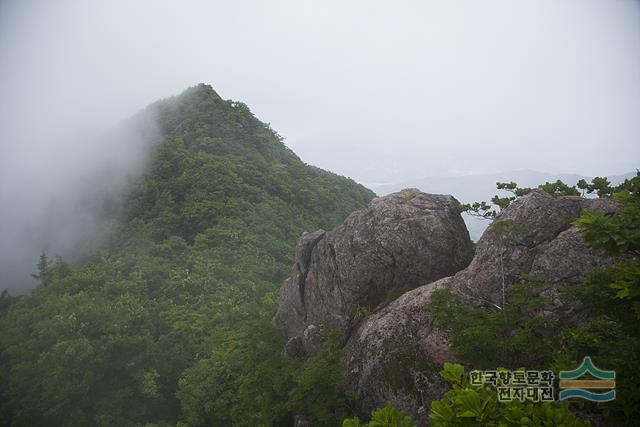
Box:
[555,172,640,422]
[538,180,580,196]
[428,275,556,370]
[460,180,581,220]
[287,331,349,427]
[343,403,416,427]
[577,176,614,197]
[30,252,52,286]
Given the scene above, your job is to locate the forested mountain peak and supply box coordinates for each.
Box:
[0,85,374,426]
[147,83,294,164]
[119,84,374,245]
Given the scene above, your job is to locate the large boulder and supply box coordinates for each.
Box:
[452,190,617,307]
[343,190,617,423]
[274,189,474,357]
[343,279,454,426]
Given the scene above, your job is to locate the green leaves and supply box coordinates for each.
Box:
[367,404,416,427]
[431,172,640,426]
[430,364,589,427]
[537,180,580,197]
[577,176,614,197]
[343,417,364,427]
[343,403,416,427]
[139,370,160,398]
[458,201,497,219]
[558,174,640,422]
[573,194,640,258]
[287,331,347,427]
[428,278,556,370]
[461,178,598,224]
[441,362,466,386]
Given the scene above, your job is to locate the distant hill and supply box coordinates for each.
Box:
[371,169,636,240]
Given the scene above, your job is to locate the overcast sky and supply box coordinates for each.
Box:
[0,1,639,290]
[1,0,638,184]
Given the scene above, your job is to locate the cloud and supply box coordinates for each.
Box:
[0,0,638,290]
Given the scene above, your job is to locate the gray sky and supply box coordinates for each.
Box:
[2,0,638,182]
[0,0,639,290]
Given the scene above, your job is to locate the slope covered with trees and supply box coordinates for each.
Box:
[0,84,374,427]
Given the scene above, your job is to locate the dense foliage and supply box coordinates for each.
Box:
[287,331,349,426]
[0,84,374,426]
[556,174,640,421]
[430,363,589,427]
[429,275,557,370]
[430,172,640,425]
[343,403,416,427]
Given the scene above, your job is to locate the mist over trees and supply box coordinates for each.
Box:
[0,110,159,293]
[0,1,638,425]
[0,84,375,426]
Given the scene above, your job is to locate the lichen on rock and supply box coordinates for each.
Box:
[274,189,474,356]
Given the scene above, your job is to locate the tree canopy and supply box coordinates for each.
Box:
[0,84,374,427]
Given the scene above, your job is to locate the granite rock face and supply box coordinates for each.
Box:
[274,189,474,356]
[276,188,617,425]
[342,190,617,422]
[343,279,454,425]
[451,190,617,307]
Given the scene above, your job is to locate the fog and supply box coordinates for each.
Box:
[1,0,639,291]
[0,112,158,292]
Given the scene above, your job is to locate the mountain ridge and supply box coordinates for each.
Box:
[0,84,375,426]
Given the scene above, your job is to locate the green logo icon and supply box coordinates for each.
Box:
[559,357,615,402]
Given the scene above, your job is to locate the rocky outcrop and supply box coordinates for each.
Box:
[342,190,618,422]
[451,191,617,307]
[274,189,474,358]
[343,279,454,426]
